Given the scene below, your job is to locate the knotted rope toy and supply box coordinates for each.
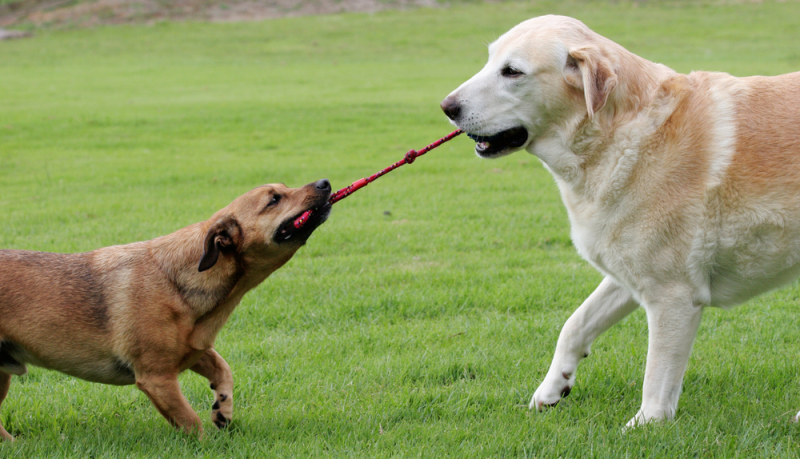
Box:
[292,129,464,229]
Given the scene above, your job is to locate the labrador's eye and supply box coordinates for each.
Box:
[268,194,281,207]
[501,66,524,77]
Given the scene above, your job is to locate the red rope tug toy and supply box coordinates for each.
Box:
[293,129,464,229]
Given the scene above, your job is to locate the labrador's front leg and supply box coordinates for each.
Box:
[626,288,703,428]
[531,277,638,410]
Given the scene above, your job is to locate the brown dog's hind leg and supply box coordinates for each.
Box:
[135,373,203,436]
[190,349,233,429]
[0,372,13,441]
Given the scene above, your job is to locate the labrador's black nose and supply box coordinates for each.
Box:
[440,95,461,120]
[315,179,331,191]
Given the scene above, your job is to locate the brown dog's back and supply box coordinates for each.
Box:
[0,250,138,384]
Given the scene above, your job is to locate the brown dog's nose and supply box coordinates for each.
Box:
[440,96,461,120]
[315,179,331,191]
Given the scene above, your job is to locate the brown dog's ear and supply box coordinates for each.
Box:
[198,217,242,272]
[564,46,618,119]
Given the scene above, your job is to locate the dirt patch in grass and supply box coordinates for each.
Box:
[0,0,444,28]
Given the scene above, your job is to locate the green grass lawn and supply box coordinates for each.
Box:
[2,0,800,457]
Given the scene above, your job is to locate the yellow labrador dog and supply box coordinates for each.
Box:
[441,15,800,427]
[0,180,331,440]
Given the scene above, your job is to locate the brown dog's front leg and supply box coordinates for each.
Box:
[135,373,203,435]
[0,372,13,441]
[190,349,233,429]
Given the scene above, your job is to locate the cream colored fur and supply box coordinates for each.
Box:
[442,15,800,427]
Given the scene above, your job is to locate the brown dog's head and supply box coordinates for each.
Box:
[198,179,332,272]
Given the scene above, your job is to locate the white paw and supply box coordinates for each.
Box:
[624,407,672,431]
[623,410,648,430]
[529,369,575,411]
[794,411,799,423]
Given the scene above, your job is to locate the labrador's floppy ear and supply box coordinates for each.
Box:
[198,216,242,272]
[564,46,618,119]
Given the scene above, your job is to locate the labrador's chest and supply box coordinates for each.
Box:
[561,192,634,287]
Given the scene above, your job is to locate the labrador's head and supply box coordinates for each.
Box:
[198,180,332,272]
[441,15,621,159]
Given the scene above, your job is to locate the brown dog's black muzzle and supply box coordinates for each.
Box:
[313,179,331,193]
[304,179,332,207]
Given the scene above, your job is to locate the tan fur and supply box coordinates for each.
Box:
[0,180,331,440]
[442,15,800,426]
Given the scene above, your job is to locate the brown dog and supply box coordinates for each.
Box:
[0,179,332,440]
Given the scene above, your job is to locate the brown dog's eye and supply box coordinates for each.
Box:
[267,194,281,207]
[501,66,524,77]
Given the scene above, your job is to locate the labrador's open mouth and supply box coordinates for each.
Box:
[274,203,332,244]
[467,127,528,158]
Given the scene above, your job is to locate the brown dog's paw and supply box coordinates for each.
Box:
[211,392,233,429]
[213,411,230,429]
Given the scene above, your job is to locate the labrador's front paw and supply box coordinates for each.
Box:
[623,407,673,431]
[529,369,575,411]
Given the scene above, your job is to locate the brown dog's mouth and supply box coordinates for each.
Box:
[274,203,332,244]
[468,127,528,158]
